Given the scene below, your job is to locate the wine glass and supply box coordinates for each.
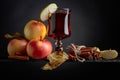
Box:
[47,8,71,54]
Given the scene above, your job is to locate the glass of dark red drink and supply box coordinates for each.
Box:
[47,8,71,53]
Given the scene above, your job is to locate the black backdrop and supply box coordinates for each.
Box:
[1,0,120,79]
[1,0,120,58]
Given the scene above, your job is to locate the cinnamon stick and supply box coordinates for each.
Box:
[8,55,30,60]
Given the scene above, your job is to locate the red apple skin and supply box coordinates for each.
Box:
[24,20,47,40]
[26,39,52,59]
[7,39,28,56]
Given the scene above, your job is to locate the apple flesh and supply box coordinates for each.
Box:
[7,39,28,56]
[40,3,58,21]
[24,20,47,40]
[26,39,52,59]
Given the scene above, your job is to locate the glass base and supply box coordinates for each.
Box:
[48,51,69,62]
[55,39,63,51]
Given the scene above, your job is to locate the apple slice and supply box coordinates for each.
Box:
[100,50,118,59]
[40,3,58,21]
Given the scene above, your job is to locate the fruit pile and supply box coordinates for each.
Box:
[5,3,58,60]
[5,20,53,60]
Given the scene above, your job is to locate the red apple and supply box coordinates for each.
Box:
[7,38,28,56]
[26,39,52,59]
[24,20,47,40]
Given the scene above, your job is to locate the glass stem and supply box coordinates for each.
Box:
[55,39,63,51]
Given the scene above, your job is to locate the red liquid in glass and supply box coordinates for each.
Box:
[48,11,71,40]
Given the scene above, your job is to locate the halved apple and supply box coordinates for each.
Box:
[40,3,58,21]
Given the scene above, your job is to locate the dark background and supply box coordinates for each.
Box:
[0,0,120,79]
[1,0,120,58]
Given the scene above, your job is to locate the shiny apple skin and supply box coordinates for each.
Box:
[24,20,47,40]
[7,39,28,56]
[26,39,52,59]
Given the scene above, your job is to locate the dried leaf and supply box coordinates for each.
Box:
[4,32,24,39]
[42,51,68,70]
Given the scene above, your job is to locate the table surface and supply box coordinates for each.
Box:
[0,59,120,79]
